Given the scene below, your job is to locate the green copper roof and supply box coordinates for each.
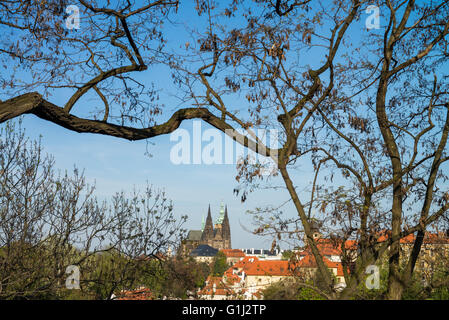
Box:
[215,201,225,225]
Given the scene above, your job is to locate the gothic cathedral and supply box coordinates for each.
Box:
[181,203,231,254]
[201,203,231,250]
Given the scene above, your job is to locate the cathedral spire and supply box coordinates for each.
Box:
[201,204,214,241]
[223,205,229,225]
[216,200,225,225]
[221,205,231,247]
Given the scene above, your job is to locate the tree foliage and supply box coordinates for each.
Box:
[0,122,186,299]
[0,0,449,300]
[212,251,229,277]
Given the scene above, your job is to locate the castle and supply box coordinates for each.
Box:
[181,203,231,255]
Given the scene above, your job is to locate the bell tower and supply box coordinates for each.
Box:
[221,205,231,249]
[201,204,214,245]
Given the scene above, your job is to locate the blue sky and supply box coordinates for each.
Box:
[0,1,325,250]
[4,1,445,250]
[0,1,382,250]
[14,113,315,250]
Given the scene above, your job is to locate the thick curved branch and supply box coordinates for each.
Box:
[0,93,278,159]
[0,92,43,121]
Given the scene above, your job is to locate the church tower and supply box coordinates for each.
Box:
[181,204,231,256]
[201,205,214,244]
[184,203,232,250]
[221,205,231,249]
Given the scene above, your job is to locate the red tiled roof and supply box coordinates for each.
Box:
[220,249,246,258]
[206,276,223,285]
[243,260,292,276]
[198,275,261,299]
[198,276,238,296]
[116,287,153,300]
[298,253,347,277]
[298,254,335,268]
[226,256,260,272]
[223,273,241,285]
[200,250,350,300]
[223,256,295,277]
[299,246,340,257]
[299,238,358,258]
[377,230,449,244]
